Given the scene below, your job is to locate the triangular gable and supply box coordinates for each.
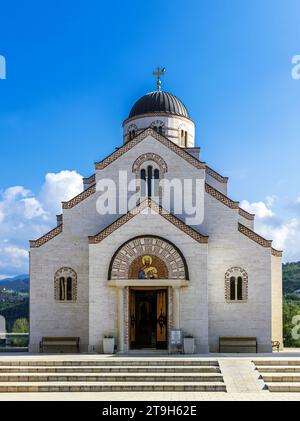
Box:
[88,198,208,244]
[95,127,206,171]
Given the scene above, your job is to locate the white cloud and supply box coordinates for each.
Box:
[240,199,274,218]
[39,170,83,215]
[0,170,83,275]
[241,196,300,261]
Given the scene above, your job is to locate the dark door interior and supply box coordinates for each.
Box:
[130,289,167,349]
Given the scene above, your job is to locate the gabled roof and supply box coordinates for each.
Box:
[95,127,206,171]
[238,223,283,256]
[88,198,209,245]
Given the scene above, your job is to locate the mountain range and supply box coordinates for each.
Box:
[0,274,29,292]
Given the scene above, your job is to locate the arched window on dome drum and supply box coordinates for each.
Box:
[180,130,188,147]
[129,129,136,140]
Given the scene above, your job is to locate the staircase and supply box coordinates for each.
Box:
[254,360,300,392]
[0,358,226,392]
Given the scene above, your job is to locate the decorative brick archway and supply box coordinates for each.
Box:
[132,153,168,174]
[108,236,188,280]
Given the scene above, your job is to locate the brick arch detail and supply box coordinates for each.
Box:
[109,236,188,280]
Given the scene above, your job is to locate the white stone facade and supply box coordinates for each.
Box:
[29,101,282,354]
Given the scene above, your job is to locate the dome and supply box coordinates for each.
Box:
[128,91,190,119]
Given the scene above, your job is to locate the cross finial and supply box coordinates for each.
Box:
[152,66,165,91]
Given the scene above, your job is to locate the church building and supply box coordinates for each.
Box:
[29,72,283,353]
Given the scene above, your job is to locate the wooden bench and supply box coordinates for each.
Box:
[40,337,80,353]
[219,337,257,353]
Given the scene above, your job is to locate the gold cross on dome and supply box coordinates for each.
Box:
[152,66,165,91]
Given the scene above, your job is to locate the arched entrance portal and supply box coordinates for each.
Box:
[108,236,189,351]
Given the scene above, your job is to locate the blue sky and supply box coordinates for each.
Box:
[0,0,300,276]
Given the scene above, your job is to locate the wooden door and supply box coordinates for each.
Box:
[156,289,167,347]
[129,290,136,344]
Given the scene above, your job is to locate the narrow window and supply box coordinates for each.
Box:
[230,276,236,300]
[147,166,153,197]
[237,276,243,300]
[184,131,188,147]
[154,169,160,196]
[158,126,163,135]
[140,169,146,197]
[59,277,65,301]
[66,277,73,301]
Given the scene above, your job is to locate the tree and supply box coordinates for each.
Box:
[11,318,29,347]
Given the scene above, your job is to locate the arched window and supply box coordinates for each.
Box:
[180,130,188,147]
[150,120,165,135]
[129,129,136,140]
[140,165,160,198]
[127,124,138,141]
[133,153,167,204]
[225,267,248,302]
[55,268,77,302]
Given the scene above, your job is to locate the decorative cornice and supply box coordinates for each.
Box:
[62,184,96,209]
[206,166,228,184]
[238,207,255,221]
[83,174,95,185]
[95,128,206,171]
[271,248,283,257]
[238,223,272,248]
[30,224,63,248]
[205,183,239,209]
[89,198,209,245]
[123,112,194,127]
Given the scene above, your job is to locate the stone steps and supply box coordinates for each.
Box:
[257,366,300,373]
[0,359,225,392]
[253,360,300,393]
[0,381,226,392]
[0,359,219,367]
[261,374,300,383]
[0,372,223,382]
[254,360,300,366]
[267,383,300,393]
[0,365,220,373]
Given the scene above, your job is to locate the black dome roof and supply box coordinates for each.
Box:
[128,91,190,119]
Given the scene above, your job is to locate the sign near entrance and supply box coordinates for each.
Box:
[169,328,183,354]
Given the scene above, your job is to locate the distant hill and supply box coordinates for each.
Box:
[283,262,300,294]
[0,274,29,292]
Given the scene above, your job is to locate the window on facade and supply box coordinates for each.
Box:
[180,130,188,147]
[128,129,136,140]
[225,267,248,302]
[55,268,77,302]
[140,166,160,198]
[58,276,74,301]
[151,121,164,135]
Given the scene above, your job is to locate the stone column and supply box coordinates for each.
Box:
[117,287,124,353]
[173,287,180,329]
